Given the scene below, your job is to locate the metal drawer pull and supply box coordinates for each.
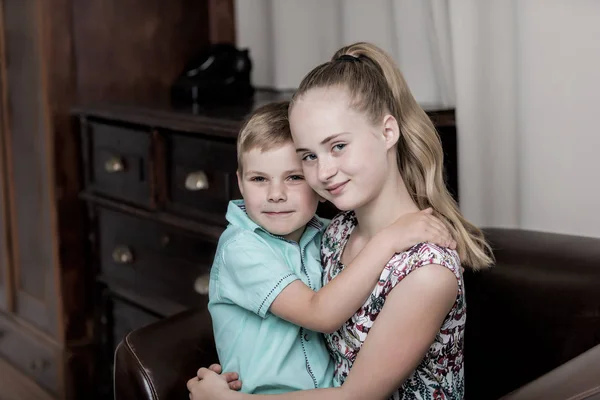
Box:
[104,156,125,173]
[112,246,134,264]
[185,171,209,191]
[29,358,49,372]
[194,273,210,295]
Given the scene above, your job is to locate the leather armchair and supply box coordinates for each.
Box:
[114,229,600,400]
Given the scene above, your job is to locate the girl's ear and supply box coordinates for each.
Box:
[382,114,400,150]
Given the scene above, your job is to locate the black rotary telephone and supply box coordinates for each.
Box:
[171,43,255,106]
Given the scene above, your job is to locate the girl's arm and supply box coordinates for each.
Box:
[190,263,459,400]
[270,209,454,333]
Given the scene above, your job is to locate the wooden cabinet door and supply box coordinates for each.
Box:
[0,1,60,337]
[0,88,11,312]
[0,90,12,312]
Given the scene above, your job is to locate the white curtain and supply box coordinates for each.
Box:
[234,0,455,107]
[449,0,520,228]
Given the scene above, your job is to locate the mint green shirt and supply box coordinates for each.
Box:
[208,200,335,394]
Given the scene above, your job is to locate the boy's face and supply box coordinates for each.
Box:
[237,142,320,242]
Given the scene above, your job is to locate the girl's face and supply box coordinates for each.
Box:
[290,87,398,211]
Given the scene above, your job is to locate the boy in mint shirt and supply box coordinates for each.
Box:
[206,101,455,394]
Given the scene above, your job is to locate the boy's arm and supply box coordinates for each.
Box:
[218,234,300,319]
[270,208,455,333]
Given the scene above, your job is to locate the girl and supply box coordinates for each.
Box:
[190,42,493,400]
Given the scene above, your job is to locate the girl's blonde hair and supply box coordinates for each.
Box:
[290,42,493,269]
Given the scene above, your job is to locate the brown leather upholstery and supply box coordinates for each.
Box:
[113,306,218,400]
[114,228,600,400]
[501,343,600,400]
[464,229,600,399]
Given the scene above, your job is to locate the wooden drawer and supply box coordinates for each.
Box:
[0,314,62,397]
[110,295,161,353]
[85,121,152,206]
[167,133,240,224]
[96,208,213,308]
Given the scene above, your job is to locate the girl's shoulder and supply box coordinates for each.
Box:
[387,242,463,293]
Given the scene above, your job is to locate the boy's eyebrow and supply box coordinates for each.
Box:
[295,132,350,153]
[244,169,302,176]
[244,170,264,176]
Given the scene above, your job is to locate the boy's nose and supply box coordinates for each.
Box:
[267,184,286,202]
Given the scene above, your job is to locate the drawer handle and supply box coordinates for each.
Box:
[194,273,210,295]
[29,358,49,372]
[104,156,125,173]
[185,171,209,191]
[112,246,134,264]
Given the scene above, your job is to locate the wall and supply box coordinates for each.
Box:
[517,1,600,237]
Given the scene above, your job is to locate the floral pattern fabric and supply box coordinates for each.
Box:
[321,212,466,400]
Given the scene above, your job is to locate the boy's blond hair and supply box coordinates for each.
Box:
[237,101,292,171]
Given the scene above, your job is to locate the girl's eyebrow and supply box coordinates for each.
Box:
[295,132,350,153]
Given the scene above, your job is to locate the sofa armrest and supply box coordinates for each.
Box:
[114,306,218,400]
[501,343,600,400]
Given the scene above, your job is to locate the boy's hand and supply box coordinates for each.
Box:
[381,208,457,253]
[205,364,242,391]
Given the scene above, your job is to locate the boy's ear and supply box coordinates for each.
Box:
[382,114,400,150]
[236,170,244,196]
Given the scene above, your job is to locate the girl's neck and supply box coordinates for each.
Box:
[353,169,419,239]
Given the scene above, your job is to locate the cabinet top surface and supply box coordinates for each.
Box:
[72,90,454,140]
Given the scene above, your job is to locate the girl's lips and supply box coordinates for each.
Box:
[326,181,349,195]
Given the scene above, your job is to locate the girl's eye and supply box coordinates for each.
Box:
[333,143,346,152]
[288,175,304,181]
[302,153,317,161]
[250,176,266,182]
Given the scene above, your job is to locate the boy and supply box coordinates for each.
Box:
[207,101,454,394]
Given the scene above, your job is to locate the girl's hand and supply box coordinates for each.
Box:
[381,208,457,253]
[187,368,232,400]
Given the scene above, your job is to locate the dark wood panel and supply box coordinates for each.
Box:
[207,0,236,44]
[96,207,213,309]
[0,313,64,398]
[38,0,92,345]
[81,192,225,243]
[2,0,60,337]
[167,132,239,224]
[109,294,161,354]
[0,0,13,312]
[0,355,55,400]
[86,121,152,207]
[72,0,212,105]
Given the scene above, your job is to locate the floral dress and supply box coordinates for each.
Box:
[321,212,466,400]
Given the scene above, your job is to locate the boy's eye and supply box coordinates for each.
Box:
[288,175,304,181]
[332,143,346,152]
[250,176,266,182]
[302,153,316,161]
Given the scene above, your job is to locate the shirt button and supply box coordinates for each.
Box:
[304,333,310,341]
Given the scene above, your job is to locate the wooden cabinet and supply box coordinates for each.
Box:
[0,0,235,398]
